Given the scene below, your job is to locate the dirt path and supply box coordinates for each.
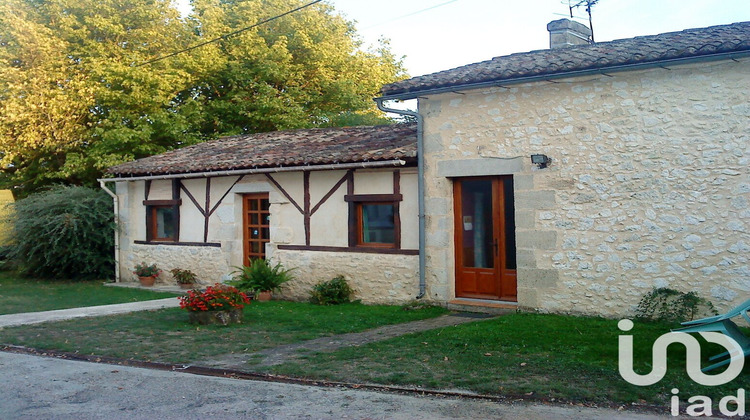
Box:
[202,312,499,369]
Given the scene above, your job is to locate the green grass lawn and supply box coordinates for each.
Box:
[0,301,448,363]
[260,313,749,407]
[0,289,746,409]
[0,271,178,315]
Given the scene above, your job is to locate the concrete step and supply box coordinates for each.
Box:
[444,298,518,315]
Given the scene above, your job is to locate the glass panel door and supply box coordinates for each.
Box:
[454,176,517,301]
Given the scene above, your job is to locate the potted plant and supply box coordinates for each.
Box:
[170,268,198,289]
[133,262,160,287]
[178,283,250,325]
[230,259,294,301]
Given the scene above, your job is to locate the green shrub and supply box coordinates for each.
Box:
[8,186,115,280]
[310,275,354,305]
[170,268,197,284]
[635,287,717,324]
[230,259,294,292]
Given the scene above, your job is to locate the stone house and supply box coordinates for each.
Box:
[104,20,749,315]
[375,20,749,315]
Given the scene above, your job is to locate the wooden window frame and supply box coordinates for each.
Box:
[350,198,401,250]
[144,199,181,243]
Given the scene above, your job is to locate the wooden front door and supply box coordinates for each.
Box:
[243,193,270,265]
[454,177,517,301]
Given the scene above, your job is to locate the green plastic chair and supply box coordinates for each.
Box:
[672,297,750,372]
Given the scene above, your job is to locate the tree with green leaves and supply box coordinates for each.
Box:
[0,0,405,197]
[0,0,199,196]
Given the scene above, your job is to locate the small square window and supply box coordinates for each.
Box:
[357,203,396,248]
[148,205,178,242]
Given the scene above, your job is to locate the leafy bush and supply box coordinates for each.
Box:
[8,186,115,280]
[230,259,294,292]
[170,268,197,284]
[635,287,717,324]
[310,275,354,305]
[134,262,161,277]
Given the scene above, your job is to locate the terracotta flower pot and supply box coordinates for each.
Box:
[179,283,194,290]
[138,276,156,287]
[255,291,272,301]
[188,308,243,325]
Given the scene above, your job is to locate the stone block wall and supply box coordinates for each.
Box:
[272,247,419,304]
[125,243,230,285]
[420,58,749,316]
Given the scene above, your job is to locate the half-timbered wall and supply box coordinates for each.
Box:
[115,167,419,303]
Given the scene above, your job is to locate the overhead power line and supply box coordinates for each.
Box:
[137,0,323,67]
[360,0,460,30]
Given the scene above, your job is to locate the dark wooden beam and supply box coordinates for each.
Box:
[265,173,304,214]
[303,171,311,246]
[208,175,245,216]
[347,170,356,247]
[142,199,182,206]
[179,184,205,216]
[172,179,181,242]
[277,244,418,256]
[393,170,401,249]
[310,170,351,216]
[135,240,221,248]
[344,194,403,202]
[203,178,211,243]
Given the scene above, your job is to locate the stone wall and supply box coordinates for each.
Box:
[271,246,419,304]
[420,58,749,316]
[124,243,230,285]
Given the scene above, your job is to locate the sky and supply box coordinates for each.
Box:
[174,0,750,78]
[327,0,750,77]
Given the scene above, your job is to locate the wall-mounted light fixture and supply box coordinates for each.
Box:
[531,154,551,169]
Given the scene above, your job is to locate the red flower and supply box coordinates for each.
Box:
[178,283,251,312]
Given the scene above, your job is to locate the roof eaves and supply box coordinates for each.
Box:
[101,159,413,183]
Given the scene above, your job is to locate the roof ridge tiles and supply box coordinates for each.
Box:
[381,21,750,97]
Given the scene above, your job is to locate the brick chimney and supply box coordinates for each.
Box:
[547,18,592,48]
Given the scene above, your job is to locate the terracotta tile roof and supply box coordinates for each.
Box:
[381,21,750,97]
[108,124,417,177]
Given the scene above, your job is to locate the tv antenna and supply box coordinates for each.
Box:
[565,0,599,42]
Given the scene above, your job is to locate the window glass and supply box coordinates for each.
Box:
[503,177,517,270]
[360,204,395,245]
[151,206,177,241]
[460,180,494,269]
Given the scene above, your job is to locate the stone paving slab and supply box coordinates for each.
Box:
[0,298,181,328]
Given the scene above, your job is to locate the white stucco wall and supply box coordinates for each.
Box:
[420,58,749,316]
